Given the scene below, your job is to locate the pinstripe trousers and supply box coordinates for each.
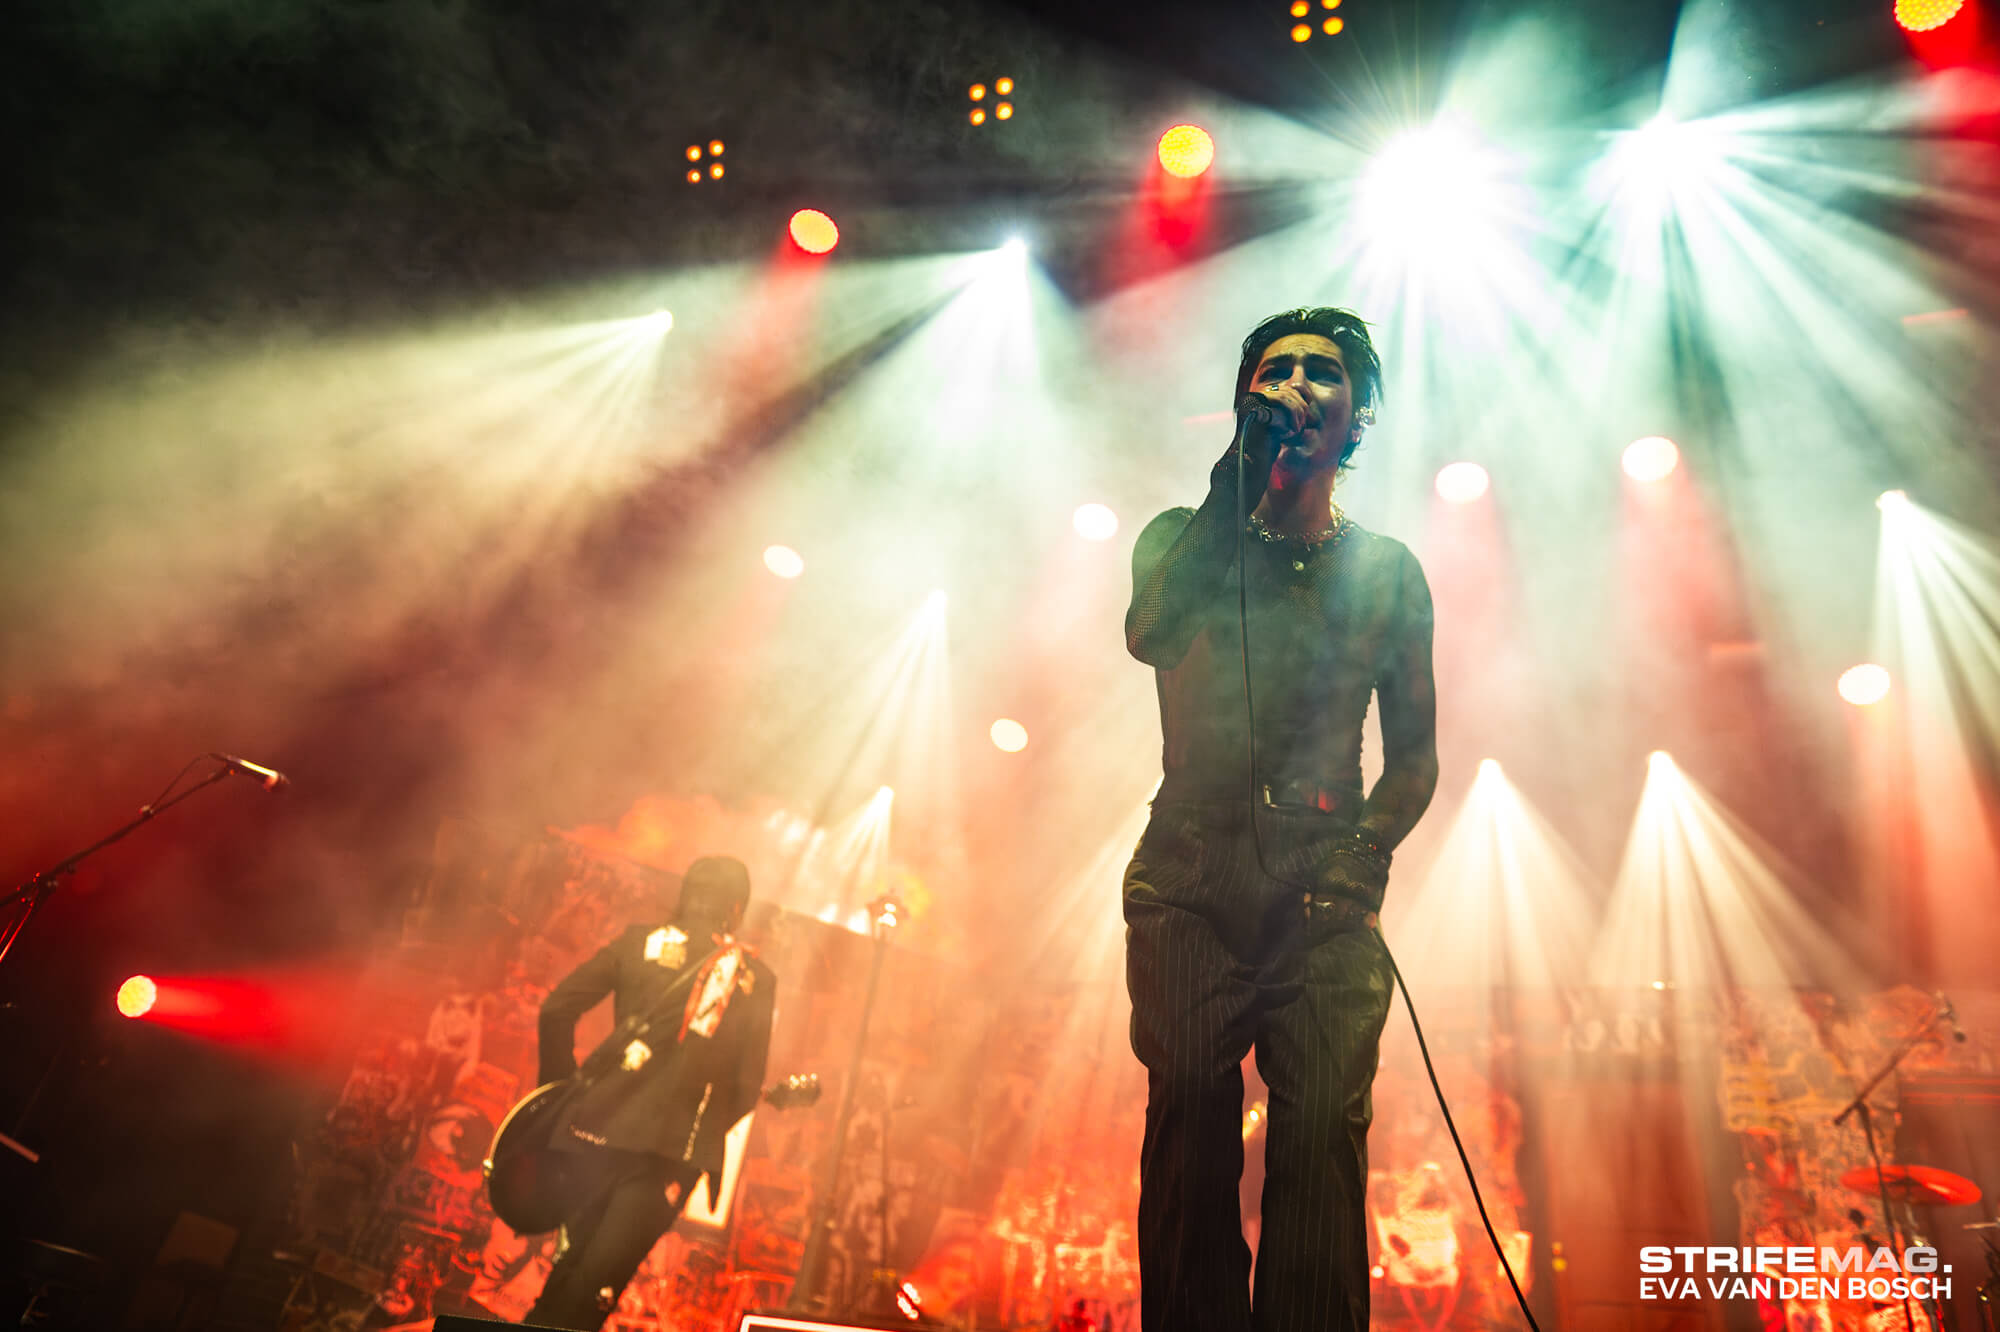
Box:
[1123,800,1394,1332]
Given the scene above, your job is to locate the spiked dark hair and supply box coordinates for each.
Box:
[1234,307,1383,470]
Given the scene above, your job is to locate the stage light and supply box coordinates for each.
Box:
[1620,114,1721,179]
[991,719,1029,752]
[1623,435,1680,482]
[1073,502,1119,541]
[789,209,839,255]
[117,975,157,1018]
[968,77,1016,125]
[709,139,725,156]
[896,1281,924,1321]
[763,545,805,579]
[1435,461,1490,503]
[1878,489,1909,512]
[1290,0,1308,13]
[1322,16,1344,32]
[1363,122,1498,243]
[709,163,724,179]
[1000,236,1028,259]
[649,309,674,332]
[685,169,701,184]
[1647,750,1675,775]
[924,589,948,618]
[1291,23,1311,41]
[1477,757,1502,780]
[1157,124,1215,178]
[1896,0,1965,30]
[686,145,703,162]
[1838,663,1892,706]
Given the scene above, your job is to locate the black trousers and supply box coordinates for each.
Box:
[523,1149,703,1331]
[1123,801,1395,1332]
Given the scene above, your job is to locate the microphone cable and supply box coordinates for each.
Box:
[1231,412,1542,1332]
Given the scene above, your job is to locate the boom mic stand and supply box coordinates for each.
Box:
[787,893,902,1315]
[1,758,260,969]
[1832,995,1957,1332]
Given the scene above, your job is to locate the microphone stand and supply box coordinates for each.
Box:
[1,765,239,969]
[1832,996,1956,1332]
[787,894,901,1315]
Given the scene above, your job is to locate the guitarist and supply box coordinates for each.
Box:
[522,855,776,1331]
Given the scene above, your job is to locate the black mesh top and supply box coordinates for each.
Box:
[1126,481,1438,849]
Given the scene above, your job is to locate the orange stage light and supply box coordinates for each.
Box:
[117,975,157,1018]
[709,139,726,155]
[996,102,1013,120]
[1291,0,1309,14]
[1323,16,1344,32]
[1895,0,1965,29]
[1157,124,1216,178]
[686,144,702,161]
[970,83,987,100]
[970,107,986,125]
[996,77,1014,94]
[789,208,840,255]
[1291,22,1312,41]
[710,162,724,179]
[686,169,701,184]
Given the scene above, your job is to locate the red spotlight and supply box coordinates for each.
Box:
[1896,0,1965,29]
[116,975,157,1018]
[1157,124,1216,178]
[788,209,840,255]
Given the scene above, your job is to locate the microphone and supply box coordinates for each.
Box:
[1237,393,1279,428]
[1936,991,1968,1043]
[213,753,290,792]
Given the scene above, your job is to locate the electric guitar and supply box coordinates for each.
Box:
[484,1072,820,1234]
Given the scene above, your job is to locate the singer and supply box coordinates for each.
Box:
[1122,307,1438,1332]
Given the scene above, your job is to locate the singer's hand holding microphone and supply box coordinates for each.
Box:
[1213,386,1320,503]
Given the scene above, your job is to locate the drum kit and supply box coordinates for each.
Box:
[1836,1162,1995,1332]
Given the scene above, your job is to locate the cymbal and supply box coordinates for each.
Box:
[1840,1164,1982,1207]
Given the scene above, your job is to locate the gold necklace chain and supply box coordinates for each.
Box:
[1247,503,1347,547]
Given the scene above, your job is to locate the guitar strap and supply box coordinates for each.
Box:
[679,945,744,1040]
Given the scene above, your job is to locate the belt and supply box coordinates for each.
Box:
[1155,771,1360,813]
[1259,778,1354,814]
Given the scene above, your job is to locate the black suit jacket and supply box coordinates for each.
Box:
[537,923,776,1183]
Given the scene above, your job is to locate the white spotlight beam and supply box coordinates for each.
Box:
[1593,757,1860,991]
[1386,763,1598,991]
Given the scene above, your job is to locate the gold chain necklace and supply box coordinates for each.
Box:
[1247,502,1347,547]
